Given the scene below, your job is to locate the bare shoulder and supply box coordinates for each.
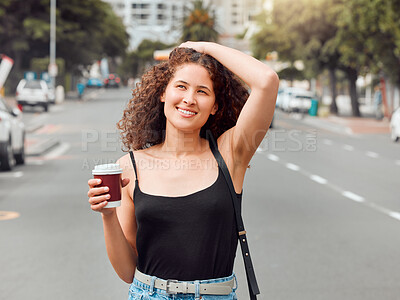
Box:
[117,153,136,186]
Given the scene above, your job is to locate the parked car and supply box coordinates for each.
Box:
[390,107,400,142]
[0,97,25,171]
[104,73,121,88]
[278,87,315,113]
[86,77,104,88]
[16,79,50,112]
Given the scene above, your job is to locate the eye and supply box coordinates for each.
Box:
[198,90,208,95]
[176,85,186,89]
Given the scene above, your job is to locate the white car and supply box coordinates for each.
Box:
[0,97,25,170]
[279,87,315,113]
[16,79,50,112]
[390,107,400,142]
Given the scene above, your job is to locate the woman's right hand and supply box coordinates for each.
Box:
[87,178,130,214]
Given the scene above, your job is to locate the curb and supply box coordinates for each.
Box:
[26,138,60,157]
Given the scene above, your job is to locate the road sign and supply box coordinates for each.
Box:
[0,54,14,89]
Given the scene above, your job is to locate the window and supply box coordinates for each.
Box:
[158,4,166,9]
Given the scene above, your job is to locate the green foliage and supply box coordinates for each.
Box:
[120,40,173,79]
[181,0,218,42]
[30,57,65,75]
[0,0,129,73]
[278,66,306,82]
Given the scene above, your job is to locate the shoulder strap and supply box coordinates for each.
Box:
[129,151,138,181]
[207,132,260,300]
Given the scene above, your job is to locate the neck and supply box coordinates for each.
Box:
[160,126,206,157]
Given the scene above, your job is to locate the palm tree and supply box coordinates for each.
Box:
[181,0,219,42]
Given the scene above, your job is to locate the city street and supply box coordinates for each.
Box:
[1,87,399,299]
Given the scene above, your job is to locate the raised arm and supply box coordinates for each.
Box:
[180,41,279,166]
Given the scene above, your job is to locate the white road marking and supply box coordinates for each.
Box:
[286,163,300,171]
[267,154,280,161]
[43,142,71,159]
[366,151,379,158]
[261,151,400,222]
[0,171,23,178]
[343,144,354,151]
[310,175,328,184]
[342,191,365,203]
[322,139,333,145]
[389,212,400,221]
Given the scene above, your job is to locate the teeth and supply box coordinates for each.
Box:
[178,108,196,115]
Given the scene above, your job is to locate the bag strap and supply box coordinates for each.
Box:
[207,132,260,300]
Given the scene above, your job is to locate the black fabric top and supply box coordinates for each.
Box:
[129,146,240,281]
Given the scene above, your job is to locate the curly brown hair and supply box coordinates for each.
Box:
[117,47,249,151]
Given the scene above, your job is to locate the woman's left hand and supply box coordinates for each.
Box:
[179,41,208,53]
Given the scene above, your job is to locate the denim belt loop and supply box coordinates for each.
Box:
[149,276,156,295]
[194,280,200,300]
[233,273,238,292]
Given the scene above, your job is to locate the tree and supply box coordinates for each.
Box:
[181,0,218,42]
[252,0,344,114]
[0,0,129,88]
[120,40,172,79]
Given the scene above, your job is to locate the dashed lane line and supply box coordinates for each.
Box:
[266,154,280,161]
[285,163,300,171]
[342,144,354,151]
[342,191,365,203]
[310,175,328,185]
[262,151,400,223]
[320,139,399,164]
[366,151,379,158]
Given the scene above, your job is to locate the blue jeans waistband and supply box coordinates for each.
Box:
[129,272,238,300]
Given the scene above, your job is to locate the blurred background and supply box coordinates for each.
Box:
[0,0,399,299]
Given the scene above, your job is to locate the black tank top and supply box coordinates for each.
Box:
[129,144,240,281]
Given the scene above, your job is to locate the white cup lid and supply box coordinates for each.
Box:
[92,163,123,175]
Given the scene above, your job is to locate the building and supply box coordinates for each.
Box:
[104,0,267,51]
[104,0,189,50]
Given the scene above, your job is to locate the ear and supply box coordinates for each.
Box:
[210,102,218,115]
[161,93,165,102]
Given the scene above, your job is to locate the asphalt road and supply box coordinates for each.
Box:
[0,87,399,300]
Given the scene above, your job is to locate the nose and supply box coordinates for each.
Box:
[183,96,196,105]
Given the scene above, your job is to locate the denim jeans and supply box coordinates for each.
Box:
[128,273,238,300]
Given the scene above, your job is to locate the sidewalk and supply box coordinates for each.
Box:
[303,103,391,135]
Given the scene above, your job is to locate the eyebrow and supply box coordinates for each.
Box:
[175,80,212,92]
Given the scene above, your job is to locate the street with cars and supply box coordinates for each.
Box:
[0,87,400,299]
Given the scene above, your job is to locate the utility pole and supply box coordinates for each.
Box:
[49,0,57,87]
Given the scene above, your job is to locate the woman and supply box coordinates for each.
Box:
[87,41,279,299]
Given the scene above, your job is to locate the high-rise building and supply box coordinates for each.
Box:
[105,0,189,50]
[104,0,266,50]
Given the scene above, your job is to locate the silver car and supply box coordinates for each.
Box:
[16,79,50,112]
[0,97,25,170]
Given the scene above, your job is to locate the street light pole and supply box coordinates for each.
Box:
[49,0,56,88]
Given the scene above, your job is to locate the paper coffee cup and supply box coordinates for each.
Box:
[92,163,123,208]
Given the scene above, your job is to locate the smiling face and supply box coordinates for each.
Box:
[161,63,218,133]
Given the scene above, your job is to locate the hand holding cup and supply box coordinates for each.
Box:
[88,164,130,214]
